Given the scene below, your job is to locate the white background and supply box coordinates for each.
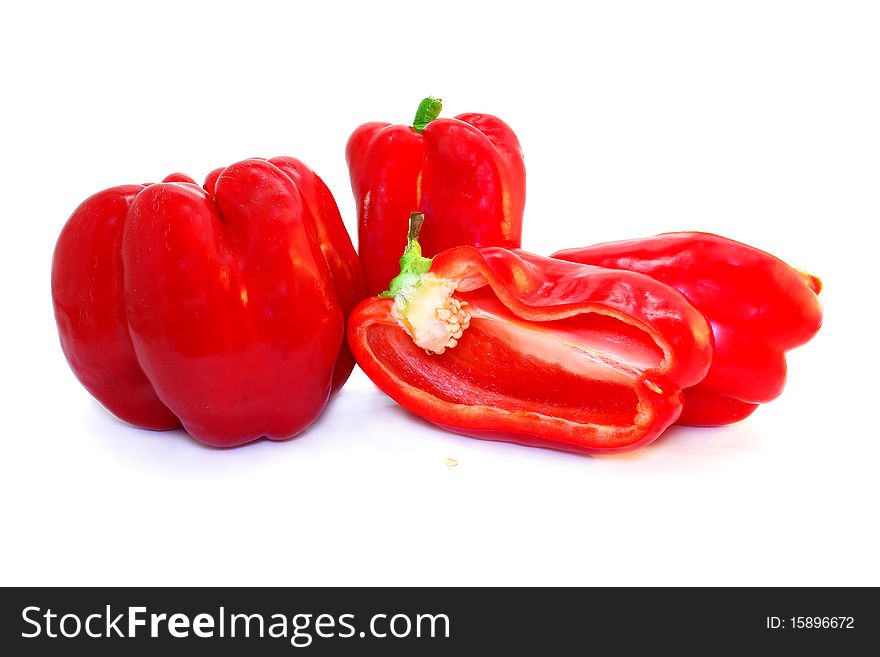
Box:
[1,1,877,586]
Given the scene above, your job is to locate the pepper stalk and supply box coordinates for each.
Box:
[412,97,443,133]
[381,212,471,355]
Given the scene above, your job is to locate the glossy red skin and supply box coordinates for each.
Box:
[205,157,366,392]
[52,158,363,446]
[349,247,713,454]
[346,113,526,296]
[52,184,181,430]
[553,233,823,426]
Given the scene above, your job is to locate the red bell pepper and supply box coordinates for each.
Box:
[52,157,364,447]
[348,214,713,454]
[52,183,183,432]
[346,97,526,297]
[552,233,823,426]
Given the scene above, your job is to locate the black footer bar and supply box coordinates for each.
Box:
[1,586,875,654]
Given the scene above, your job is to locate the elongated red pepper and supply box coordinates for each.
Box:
[553,233,823,426]
[348,215,712,453]
[346,97,526,296]
[52,157,364,446]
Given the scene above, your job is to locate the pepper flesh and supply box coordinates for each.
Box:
[346,97,526,296]
[52,157,364,446]
[349,238,713,454]
[553,232,823,426]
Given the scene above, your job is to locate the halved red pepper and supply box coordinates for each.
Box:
[52,157,364,446]
[348,215,713,453]
[553,233,823,426]
[346,97,526,297]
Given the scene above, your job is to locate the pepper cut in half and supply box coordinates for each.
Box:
[348,214,713,454]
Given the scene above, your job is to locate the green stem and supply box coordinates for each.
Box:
[379,212,432,298]
[412,97,443,133]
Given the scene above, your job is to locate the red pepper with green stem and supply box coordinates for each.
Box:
[346,97,526,297]
[52,157,364,446]
[348,214,713,454]
[553,233,823,426]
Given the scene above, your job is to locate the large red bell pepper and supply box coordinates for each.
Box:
[346,97,526,297]
[553,233,823,426]
[51,157,364,447]
[52,183,182,432]
[348,214,713,453]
